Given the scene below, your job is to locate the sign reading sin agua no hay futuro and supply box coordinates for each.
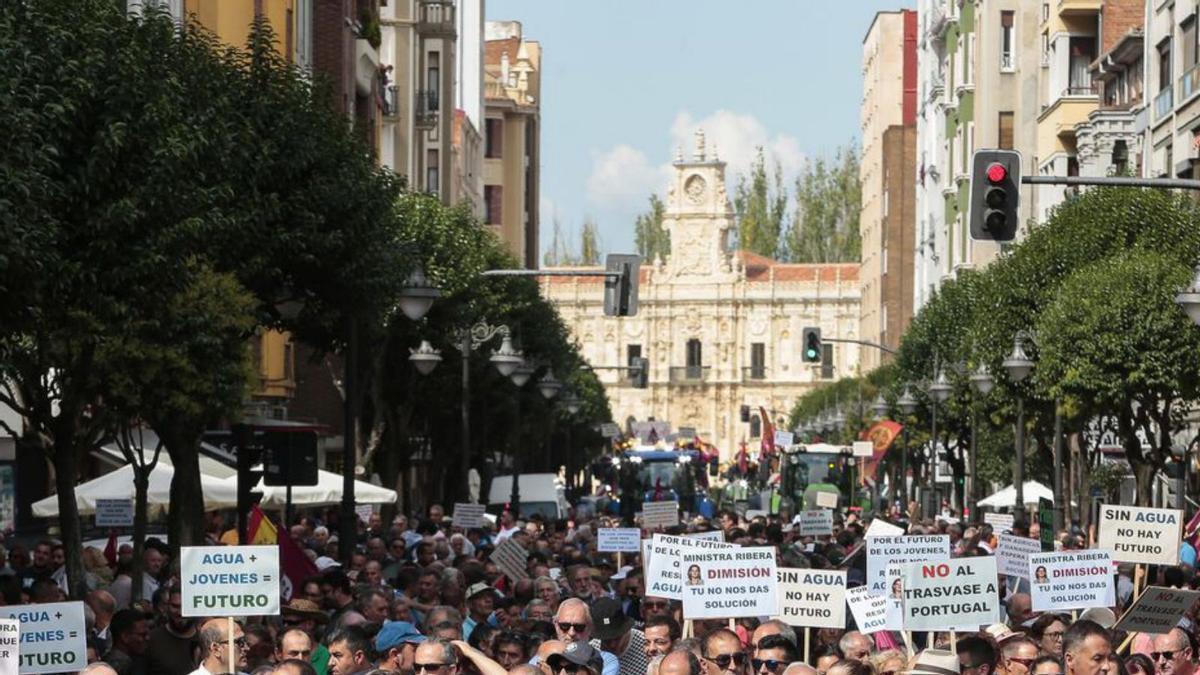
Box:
[181,546,280,617]
[774,568,846,628]
[0,602,86,674]
[682,545,778,619]
[1097,505,1182,566]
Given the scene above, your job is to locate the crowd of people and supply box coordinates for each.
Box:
[1,503,1198,675]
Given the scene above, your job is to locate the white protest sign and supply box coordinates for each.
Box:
[866,535,950,595]
[689,530,725,543]
[901,557,1000,631]
[984,512,1015,533]
[746,510,769,521]
[1097,505,1182,566]
[846,585,888,634]
[864,519,905,538]
[997,533,1043,579]
[451,503,486,529]
[798,510,834,537]
[645,533,735,600]
[0,602,86,674]
[852,441,874,458]
[642,501,680,529]
[94,498,134,528]
[775,568,845,628]
[682,545,778,619]
[181,546,280,617]
[1029,550,1115,612]
[815,492,839,509]
[490,538,530,582]
[600,422,621,438]
[0,619,16,675]
[355,504,375,524]
[597,528,642,553]
[773,430,794,449]
[1115,586,1200,634]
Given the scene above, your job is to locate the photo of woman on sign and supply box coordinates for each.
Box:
[686,564,704,586]
[1035,566,1050,585]
[891,577,903,599]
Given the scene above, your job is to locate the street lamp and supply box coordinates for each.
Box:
[538,370,563,400]
[927,368,952,510]
[562,392,583,416]
[967,364,994,519]
[397,265,441,321]
[510,361,536,387]
[832,408,847,430]
[871,393,890,419]
[897,385,918,505]
[1003,331,1036,523]
[408,340,443,376]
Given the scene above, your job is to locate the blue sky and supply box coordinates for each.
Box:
[484,0,912,259]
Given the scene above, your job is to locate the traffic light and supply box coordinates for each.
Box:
[802,327,822,363]
[233,424,263,545]
[630,356,649,389]
[969,149,1021,241]
[603,254,642,316]
[261,430,320,487]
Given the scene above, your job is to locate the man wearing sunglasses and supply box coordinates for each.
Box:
[703,629,750,675]
[554,599,619,675]
[1001,637,1039,675]
[546,641,605,675]
[1152,628,1195,675]
[188,618,248,675]
[412,639,461,675]
[753,635,798,675]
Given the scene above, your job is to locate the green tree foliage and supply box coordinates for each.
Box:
[579,218,602,265]
[634,194,670,262]
[785,143,861,263]
[734,148,787,258]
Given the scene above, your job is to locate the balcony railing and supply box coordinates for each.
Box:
[668,366,709,384]
[382,84,400,119]
[1062,82,1098,97]
[1155,86,1174,120]
[415,89,439,129]
[1179,63,1200,103]
[417,0,456,37]
[742,366,767,381]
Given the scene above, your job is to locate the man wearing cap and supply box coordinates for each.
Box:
[464,582,499,639]
[590,597,647,675]
[376,621,426,673]
[907,649,961,675]
[547,641,606,675]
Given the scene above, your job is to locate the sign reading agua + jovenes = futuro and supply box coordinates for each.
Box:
[1097,504,1182,566]
[900,556,1000,631]
[0,601,86,674]
[774,568,845,628]
[682,545,778,619]
[181,546,280,617]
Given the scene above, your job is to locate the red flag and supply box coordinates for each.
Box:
[103,531,118,567]
[1185,509,1200,551]
[862,420,904,483]
[737,441,749,474]
[759,407,775,459]
[276,515,318,601]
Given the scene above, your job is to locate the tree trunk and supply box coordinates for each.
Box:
[131,467,149,602]
[161,426,205,556]
[1133,461,1155,507]
[52,435,87,600]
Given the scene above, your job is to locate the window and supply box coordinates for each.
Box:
[294,0,312,70]
[750,414,761,439]
[1000,11,1015,71]
[485,118,503,158]
[1184,17,1198,71]
[998,111,1014,149]
[284,340,295,382]
[750,343,765,379]
[426,149,439,195]
[427,51,441,110]
[626,344,642,383]
[1160,39,1173,89]
[820,344,834,380]
[686,339,702,378]
[484,185,502,224]
[1068,37,1096,94]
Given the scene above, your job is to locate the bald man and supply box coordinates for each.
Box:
[190,618,248,675]
[784,664,819,675]
[1152,628,1194,675]
[661,650,703,675]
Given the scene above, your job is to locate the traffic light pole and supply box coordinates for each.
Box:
[1022,175,1200,190]
[820,337,898,355]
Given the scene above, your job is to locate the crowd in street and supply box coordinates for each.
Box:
[0,503,1197,675]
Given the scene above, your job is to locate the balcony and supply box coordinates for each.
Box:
[417,0,456,38]
[1179,63,1200,105]
[382,85,400,120]
[1057,0,1102,14]
[668,366,710,384]
[1062,82,1098,97]
[414,89,439,129]
[1155,86,1174,121]
[742,366,767,381]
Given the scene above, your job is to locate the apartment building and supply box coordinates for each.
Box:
[860,10,918,369]
[1144,0,1200,180]
[484,21,542,269]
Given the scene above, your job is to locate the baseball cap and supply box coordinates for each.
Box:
[375,621,427,652]
[315,556,341,571]
[589,597,632,640]
[547,641,604,675]
[466,582,499,600]
[1078,607,1117,629]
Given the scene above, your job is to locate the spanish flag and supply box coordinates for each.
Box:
[247,505,278,544]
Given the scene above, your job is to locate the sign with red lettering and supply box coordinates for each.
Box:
[644,533,735,600]
[900,557,1000,631]
[866,535,950,596]
[1028,550,1115,612]
[682,546,779,619]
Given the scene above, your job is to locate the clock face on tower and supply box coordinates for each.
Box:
[684,174,706,204]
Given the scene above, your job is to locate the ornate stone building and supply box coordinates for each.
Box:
[540,132,862,461]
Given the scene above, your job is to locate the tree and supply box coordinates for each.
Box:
[579,218,601,265]
[634,194,670,262]
[734,148,787,258]
[785,143,861,263]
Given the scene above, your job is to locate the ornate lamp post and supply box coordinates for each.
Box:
[897,385,919,505]
[928,369,953,510]
[1002,331,1035,523]
[967,364,994,519]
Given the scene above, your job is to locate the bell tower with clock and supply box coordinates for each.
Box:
[664,129,737,280]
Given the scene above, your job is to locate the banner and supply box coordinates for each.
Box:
[0,619,16,675]
[597,528,642,553]
[1029,550,1115,612]
[645,533,735,600]
[774,569,846,628]
[642,501,680,529]
[798,510,834,537]
[864,519,905,538]
[682,546,778,619]
[0,603,86,674]
[983,512,1014,534]
[1097,504,1182,565]
[901,557,1000,631]
[181,546,280,617]
[1116,586,1200,634]
[94,499,134,528]
[863,420,903,480]
[846,585,888,634]
[866,535,950,596]
[997,533,1043,579]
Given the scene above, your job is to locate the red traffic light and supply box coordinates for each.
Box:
[986,162,1007,184]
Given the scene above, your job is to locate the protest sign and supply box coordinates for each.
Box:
[798,510,834,537]
[901,557,1000,631]
[490,538,530,582]
[645,533,735,600]
[773,430,794,449]
[1115,586,1200,634]
[983,512,1014,534]
[0,619,16,675]
[682,545,778,619]
[885,565,904,630]
[689,530,725,543]
[852,441,874,458]
[864,519,905,538]
[642,501,680,529]
[600,423,621,438]
[997,533,1043,579]
[1097,504,1182,566]
[1029,550,1115,612]
[181,546,280,617]
[94,498,134,528]
[451,503,486,529]
[0,602,86,674]
[354,504,374,524]
[774,568,846,628]
[866,535,950,595]
[815,492,839,509]
[597,528,642,553]
[846,585,888,634]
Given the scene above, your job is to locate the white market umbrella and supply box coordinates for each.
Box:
[228,469,397,508]
[32,463,239,518]
[977,480,1055,508]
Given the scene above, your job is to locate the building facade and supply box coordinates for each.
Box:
[484,21,541,269]
[860,10,918,369]
[1144,0,1200,181]
[541,133,861,460]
